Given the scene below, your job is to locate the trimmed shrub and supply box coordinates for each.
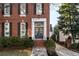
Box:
[71,43,79,49]
[0,37,34,48]
[45,39,56,56]
[9,37,21,47]
[0,37,11,47]
[45,39,56,48]
[23,38,34,48]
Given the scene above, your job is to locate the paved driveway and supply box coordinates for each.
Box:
[56,43,79,56]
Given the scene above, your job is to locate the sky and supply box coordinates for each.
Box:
[50,4,60,27]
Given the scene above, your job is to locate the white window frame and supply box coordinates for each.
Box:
[4,20,10,37]
[20,20,26,38]
[36,3,42,15]
[20,3,26,16]
[4,3,10,17]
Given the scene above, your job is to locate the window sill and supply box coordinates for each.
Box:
[20,15,26,17]
[3,15,10,17]
[36,13,42,15]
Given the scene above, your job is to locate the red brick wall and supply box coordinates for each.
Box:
[0,3,49,38]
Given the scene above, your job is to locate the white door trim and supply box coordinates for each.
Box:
[32,18,47,40]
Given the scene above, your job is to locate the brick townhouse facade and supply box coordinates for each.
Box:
[0,3,50,40]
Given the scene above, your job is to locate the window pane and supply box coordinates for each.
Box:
[36,3,42,15]
[20,20,26,38]
[4,20,10,37]
[20,3,26,15]
[4,3,10,15]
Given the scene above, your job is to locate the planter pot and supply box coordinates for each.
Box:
[47,47,57,56]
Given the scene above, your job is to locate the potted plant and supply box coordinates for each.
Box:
[45,39,56,56]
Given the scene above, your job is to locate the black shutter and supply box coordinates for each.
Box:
[10,3,12,15]
[42,3,44,14]
[18,4,20,15]
[2,22,4,36]
[18,22,20,37]
[26,22,28,34]
[10,22,12,36]
[26,3,28,15]
[2,4,4,15]
[34,3,36,14]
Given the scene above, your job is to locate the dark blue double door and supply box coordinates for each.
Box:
[35,27,44,39]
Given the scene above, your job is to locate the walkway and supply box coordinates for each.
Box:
[31,40,47,56]
[56,43,79,56]
[31,47,48,56]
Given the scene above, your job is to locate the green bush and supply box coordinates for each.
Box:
[23,38,34,48]
[45,39,56,56]
[77,43,79,48]
[71,43,78,49]
[9,37,22,47]
[50,34,56,41]
[0,37,34,48]
[45,39,56,48]
[0,37,11,47]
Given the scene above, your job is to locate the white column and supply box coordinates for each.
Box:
[44,20,47,40]
[32,20,35,40]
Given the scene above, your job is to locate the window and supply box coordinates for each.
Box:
[4,3,10,17]
[20,3,26,16]
[20,20,26,38]
[36,3,42,15]
[76,33,79,38]
[4,20,10,37]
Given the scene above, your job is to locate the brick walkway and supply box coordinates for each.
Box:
[56,43,79,56]
[31,40,47,56]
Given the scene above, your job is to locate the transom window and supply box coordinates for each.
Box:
[35,22,44,27]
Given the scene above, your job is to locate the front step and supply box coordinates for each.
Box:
[34,40,45,47]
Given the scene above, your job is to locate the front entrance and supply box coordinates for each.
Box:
[32,18,47,40]
[34,22,44,39]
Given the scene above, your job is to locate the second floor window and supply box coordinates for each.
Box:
[4,3,10,16]
[20,3,26,16]
[36,3,42,15]
[4,20,10,37]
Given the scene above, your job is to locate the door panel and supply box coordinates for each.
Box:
[34,22,44,39]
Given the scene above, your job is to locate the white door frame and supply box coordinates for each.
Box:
[32,18,47,40]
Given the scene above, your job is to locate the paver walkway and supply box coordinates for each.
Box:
[56,43,79,56]
[31,47,48,56]
[31,40,47,56]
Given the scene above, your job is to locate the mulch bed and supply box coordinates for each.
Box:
[0,47,32,51]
